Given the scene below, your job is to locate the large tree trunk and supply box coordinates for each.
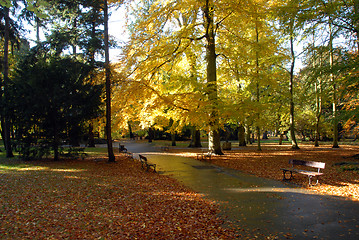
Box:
[104,0,115,162]
[204,0,223,155]
[128,121,134,139]
[289,22,299,150]
[3,7,13,158]
[148,127,154,143]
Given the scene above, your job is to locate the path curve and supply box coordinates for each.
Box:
[120,140,359,239]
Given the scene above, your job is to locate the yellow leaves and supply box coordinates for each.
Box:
[114,0,289,134]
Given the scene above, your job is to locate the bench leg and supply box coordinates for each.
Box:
[308,176,319,186]
[146,164,156,173]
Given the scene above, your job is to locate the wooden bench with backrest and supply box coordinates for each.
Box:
[119,145,128,153]
[119,144,133,159]
[281,159,325,186]
[139,154,156,172]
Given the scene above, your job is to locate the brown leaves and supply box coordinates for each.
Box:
[172,144,359,201]
[0,157,235,239]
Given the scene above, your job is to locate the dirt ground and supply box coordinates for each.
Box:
[168,143,359,201]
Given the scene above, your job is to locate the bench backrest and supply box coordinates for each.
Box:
[289,159,325,169]
[139,154,147,161]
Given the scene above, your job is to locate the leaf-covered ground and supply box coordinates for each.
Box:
[171,143,359,201]
[0,156,236,239]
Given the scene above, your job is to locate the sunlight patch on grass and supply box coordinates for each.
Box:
[50,168,86,173]
[0,165,48,172]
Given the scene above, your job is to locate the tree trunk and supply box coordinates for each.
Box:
[289,22,299,150]
[245,124,252,144]
[255,12,262,151]
[36,17,41,44]
[238,124,246,146]
[355,0,359,51]
[314,80,322,147]
[262,131,268,140]
[104,0,115,162]
[171,133,176,146]
[3,7,13,158]
[0,117,6,151]
[313,34,322,148]
[53,124,60,161]
[69,125,81,147]
[188,127,202,148]
[329,20,339,148]
[88,123,95,147]
[148,127,154,143]
[279,133,284,145]
[128,121,134,139]
[203,0,223,155]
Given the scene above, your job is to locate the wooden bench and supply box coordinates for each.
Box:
[281,159,325,186]
[139,154,156,172]
[124,151,133,159]
[60,147,87,160]
[196,150,212,161]
[161,146,169,152]
[119,145,128,153]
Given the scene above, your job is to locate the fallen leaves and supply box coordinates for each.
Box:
[0,157,236,239]
[176,144,359,201]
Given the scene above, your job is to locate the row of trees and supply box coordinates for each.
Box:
[0,0,117,160]
[1,0,358,161]
[113,0,359,153]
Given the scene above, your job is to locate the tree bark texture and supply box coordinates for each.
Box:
[104,0,115,162]
[289,24,299,150]
[204,0,223,155]
[3,7,14,158]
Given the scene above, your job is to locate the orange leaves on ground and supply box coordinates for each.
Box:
[0,157,235,239]
[173,144,359,201]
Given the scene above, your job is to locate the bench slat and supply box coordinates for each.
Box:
[289,159,325,169]
[281,168,324,176]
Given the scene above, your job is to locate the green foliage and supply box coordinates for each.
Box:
[10,46,104,160]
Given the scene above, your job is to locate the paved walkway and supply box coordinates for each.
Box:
[121,141,359,239]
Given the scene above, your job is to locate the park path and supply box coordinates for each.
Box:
[121,140,359,239]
